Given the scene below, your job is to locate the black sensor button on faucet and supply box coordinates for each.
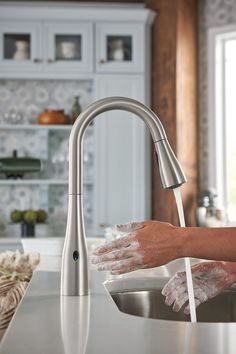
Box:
[73,250,79,261]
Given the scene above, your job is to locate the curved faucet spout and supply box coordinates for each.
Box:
[61,97,186,296]
[68,96,186,196]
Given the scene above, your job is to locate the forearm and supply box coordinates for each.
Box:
[182,227,236,263]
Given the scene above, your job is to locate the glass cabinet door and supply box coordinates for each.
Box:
[0,21,42,74]
[44,23,93,73]
[96,23,144,73]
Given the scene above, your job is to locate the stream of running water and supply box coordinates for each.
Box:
[173,187,197,323]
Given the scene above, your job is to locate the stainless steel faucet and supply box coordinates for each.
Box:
[61,97,186,296]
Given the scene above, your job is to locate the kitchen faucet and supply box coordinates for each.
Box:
[61,97,186,296]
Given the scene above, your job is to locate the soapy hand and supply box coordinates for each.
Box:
[91,220,184,275]
[161,261,236,314]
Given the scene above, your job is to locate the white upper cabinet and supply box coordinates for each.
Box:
[95,23,144,73]
[0,5,155,78]
[44,22,93,74]
[0,21,93,78]
[0,21,43,74]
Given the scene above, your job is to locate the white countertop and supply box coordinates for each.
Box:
[1,261,235,354]
[0,238,22,244]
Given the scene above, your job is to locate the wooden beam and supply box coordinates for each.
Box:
[176,0,198,226]
[145,0,198,226]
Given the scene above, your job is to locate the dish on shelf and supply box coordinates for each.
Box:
[38,109,71,125]
[0,150,42,179]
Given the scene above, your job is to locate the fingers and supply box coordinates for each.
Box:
[96,255,144,273]
[161,272,186,297]
[91,222,144,275]
[162,276,209,314]
[164,290,179,306]
[172,292,189,312]
[93,234,136,255]
[162,272,189,311]
[115,221,144,233]
[162,263,223,315]
[184,299,201,315]
[193,288,208,303]
[91,243,140,264]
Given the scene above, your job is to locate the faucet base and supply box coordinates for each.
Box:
[61,195,89,296]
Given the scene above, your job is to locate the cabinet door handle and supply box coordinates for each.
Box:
[47,59,55,63]
[32,58,42,63]
[99,59,106,64]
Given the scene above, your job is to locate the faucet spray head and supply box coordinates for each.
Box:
[155,139,187,189]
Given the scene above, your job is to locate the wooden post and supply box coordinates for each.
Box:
[145,0,198,226]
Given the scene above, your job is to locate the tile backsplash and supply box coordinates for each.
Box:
[0,79,93,124]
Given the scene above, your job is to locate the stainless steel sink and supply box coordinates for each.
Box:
[110,287,236,323]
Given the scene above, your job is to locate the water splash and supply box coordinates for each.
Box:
[173,187,197,323]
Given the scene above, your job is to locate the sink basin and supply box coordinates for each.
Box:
[108,278,236,323]
[106,260,236,323]
[104,259,236,322]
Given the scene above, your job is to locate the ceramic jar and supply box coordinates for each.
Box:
[109,40,125,61]
[38,109,70,125]
[59,42,79,59]
[13,40,29,60]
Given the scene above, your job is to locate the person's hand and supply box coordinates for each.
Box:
[91,220,185,275]
[161,261,236,314]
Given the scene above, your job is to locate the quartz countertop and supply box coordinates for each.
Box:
[0,264,235,354]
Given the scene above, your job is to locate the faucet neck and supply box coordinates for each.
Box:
[68,96,168,196]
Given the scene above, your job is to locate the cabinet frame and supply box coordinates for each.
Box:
[96,23,145,73]
[0,20,42,74]
[44,22,93,74]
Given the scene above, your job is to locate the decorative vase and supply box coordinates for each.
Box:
[21,221,35,237]
[71,96,81,123]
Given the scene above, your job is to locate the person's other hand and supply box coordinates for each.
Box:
[91,220,184,275]
[161,261,236,314]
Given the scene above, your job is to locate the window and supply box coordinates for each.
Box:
[208,25,236,224]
